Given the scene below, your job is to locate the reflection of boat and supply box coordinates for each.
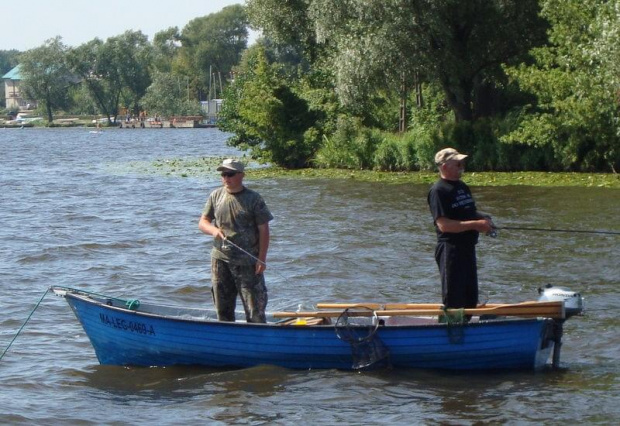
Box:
[51,286,583,371]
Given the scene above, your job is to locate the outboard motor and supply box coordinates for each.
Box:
[537,284,584,369]
[538,284,584,318]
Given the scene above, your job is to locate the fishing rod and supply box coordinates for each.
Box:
[222,237,290,282]
[223,237,266,266]
[494,226,620,236]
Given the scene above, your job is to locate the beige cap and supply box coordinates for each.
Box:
[216,158,245,173]
[435,148,468,165]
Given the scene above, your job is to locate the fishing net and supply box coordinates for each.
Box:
[439,308,466,344]
[335,307,390,370]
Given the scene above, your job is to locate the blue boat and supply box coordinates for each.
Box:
[51,286,583,371]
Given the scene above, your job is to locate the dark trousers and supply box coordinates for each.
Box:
[211,258,268,323]
[435,241,479,308]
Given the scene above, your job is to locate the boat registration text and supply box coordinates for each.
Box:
[99,313,156,335]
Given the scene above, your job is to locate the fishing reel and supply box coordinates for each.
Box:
[480,212,498,238]
[537,284,585,318]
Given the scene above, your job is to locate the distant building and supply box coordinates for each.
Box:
[201,99,223,125]
[2,64,36,111]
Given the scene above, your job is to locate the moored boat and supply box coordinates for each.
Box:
[51,285,583,371]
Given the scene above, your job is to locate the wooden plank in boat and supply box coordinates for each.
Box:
[273,301,565,319]
[316,301,540,310]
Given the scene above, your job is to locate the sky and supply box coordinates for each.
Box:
[1,0,249,51]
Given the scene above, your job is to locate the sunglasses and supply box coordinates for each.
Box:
[220,171,238,178]
[442,160,463,167]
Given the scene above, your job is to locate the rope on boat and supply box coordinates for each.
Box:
[60,287,141,310]
[0,288,49,362]
[439,307,466,324]
[125,299,140,310]
[440,306,466,344]
[0,287,140,363]
[56,286,139,308]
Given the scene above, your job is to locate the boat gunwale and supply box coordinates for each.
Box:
[52,286,550,330]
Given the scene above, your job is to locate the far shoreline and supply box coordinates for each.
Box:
[9,129,615,188]
[137,157,620,189]
[250,167,620,189]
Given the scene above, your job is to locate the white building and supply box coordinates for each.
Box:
[3,64,36,111]
[201,99,223,125]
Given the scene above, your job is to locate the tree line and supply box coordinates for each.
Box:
[220,0,619,172]
[0,5,247,124]
[1,1,618,172]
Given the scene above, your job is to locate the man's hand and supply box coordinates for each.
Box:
[255,261,266,275]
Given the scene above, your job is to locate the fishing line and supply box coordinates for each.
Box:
[223,237,266,266]
[0,288,49,362]
[223,237,290,282]
[497,226,620,236]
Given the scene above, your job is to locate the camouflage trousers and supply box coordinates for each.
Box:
[211,258,268,323]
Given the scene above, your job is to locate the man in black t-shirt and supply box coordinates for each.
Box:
[427,148,494,309]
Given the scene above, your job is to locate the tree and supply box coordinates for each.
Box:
[504,0,620,171]
[220,46,322,168]
[67,38,123,123]
[68,31,153,122]
[19,37,74,123]
[178,4,249,99]
[108,31,153,115]
[306,0,547,123]
[247,0,320,62]
[141,71,201,117]
[0,49,20,75]
[152,27,181,73]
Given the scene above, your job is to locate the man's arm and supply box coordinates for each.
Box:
[436,216,493,234]
[198,215,225,240]
[255,222,270,274]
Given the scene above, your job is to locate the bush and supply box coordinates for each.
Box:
[373,133,400,171]
[374,131,419,171]
[314,116,369,169]
[408,125,439,171]
[430,120,502,171]
[313,101,593,172]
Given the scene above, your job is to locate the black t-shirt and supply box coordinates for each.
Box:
[427,178,479,244]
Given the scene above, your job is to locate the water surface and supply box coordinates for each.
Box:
[1,128,618,424]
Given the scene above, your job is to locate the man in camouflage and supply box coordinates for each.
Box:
[198,159,273,323]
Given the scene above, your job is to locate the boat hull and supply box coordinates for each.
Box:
[58,289,555,371]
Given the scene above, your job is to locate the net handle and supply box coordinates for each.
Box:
[335,308,380,344]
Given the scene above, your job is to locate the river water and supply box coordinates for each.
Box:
[0,128,618,425]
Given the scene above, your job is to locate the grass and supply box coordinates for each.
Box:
[114,156,620,188]
[249,167,620,188]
